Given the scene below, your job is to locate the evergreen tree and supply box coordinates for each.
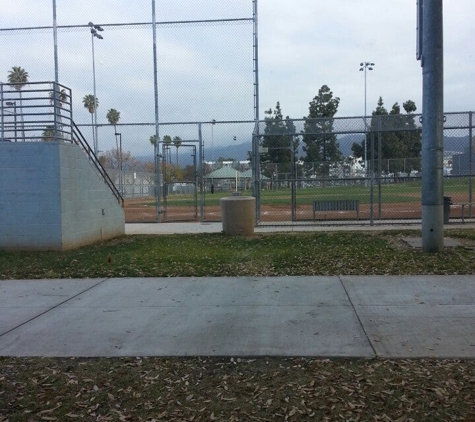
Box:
[302,85,341,177]
[260,102,298,180]
[351,97,421,174]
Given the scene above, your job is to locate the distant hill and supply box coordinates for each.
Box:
[338,134,470,157]
[135,135,471,165]
[135,141,253,167]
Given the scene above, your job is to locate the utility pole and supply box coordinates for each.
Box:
[419,0,444,252]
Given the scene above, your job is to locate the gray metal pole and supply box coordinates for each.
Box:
[469,112,473,218]
[421,0,444,252]
[253,0,259,123]
[1,83,4,141]
[53,0,59,85]
[378,117,382,219]
[151,0,162,223]
[364,67,367,173]
[290,139,295,221]
[91,33,98,154]
[252,0,260,224]
[370,131,374,225]
[198,123,204,222]
[359,62,374,180]
[52,0,59,142]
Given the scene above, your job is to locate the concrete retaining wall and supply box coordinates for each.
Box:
[0,142,124,250]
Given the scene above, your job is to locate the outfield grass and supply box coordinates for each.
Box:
[132,176,474,208]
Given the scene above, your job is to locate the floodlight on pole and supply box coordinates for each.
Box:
[89,21,104,155]
[359,61,375,174]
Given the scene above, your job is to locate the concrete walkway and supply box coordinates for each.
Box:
[125,221,475,235]
[1,275,474,358]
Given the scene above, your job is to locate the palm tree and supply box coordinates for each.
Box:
[49,88,67,141]
[42,125,55,142]
[173,136,182,168]
[7,66,29,90]
[7,66,29,141]
[106,108,121,151]
[49,88,67,108]
[82,94,98,149]
[150,134,172,147]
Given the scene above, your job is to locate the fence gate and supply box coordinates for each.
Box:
[161,142,198,222]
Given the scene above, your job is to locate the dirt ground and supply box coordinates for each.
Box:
[123,197,469,224]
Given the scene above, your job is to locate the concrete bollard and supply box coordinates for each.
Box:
[220,196,255,236]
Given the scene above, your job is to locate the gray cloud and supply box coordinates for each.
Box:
[0,0,473,155]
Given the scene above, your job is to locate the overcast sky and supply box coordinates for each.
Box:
[1,0,474,154]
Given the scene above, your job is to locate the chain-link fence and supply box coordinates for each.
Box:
[100,120,256,223]
[96,113,473,225]
[251,112,474,225]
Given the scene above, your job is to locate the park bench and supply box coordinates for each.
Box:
[451,202,475,223]
[313,200,360,220]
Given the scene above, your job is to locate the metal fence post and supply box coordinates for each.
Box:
[378,116,382,220]
[199,123,204,223]
[469,111,473,217]
[252,125,261,223]
[370,131,375,225]
[290,135,296,221]
[1,83,4,141]
[151,0,162,223]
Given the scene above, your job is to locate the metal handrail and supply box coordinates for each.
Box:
[72,122,124,207]
[1,81,73,143]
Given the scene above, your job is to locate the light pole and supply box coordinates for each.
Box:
[5,101,17,141]
[359,62,375,174]
[89,22,103,155]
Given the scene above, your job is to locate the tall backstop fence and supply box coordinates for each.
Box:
[0,1,257,143]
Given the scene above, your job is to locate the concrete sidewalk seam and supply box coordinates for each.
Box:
[0,278,109,339]
[338,276,377,357]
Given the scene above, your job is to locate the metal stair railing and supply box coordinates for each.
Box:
[72,122,124,207]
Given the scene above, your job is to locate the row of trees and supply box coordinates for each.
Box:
[150,135,183,168]
[97,148,197,183]
[351,98,421,174]
[260,84,422,178]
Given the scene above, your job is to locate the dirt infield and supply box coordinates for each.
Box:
[123,198,451,223]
